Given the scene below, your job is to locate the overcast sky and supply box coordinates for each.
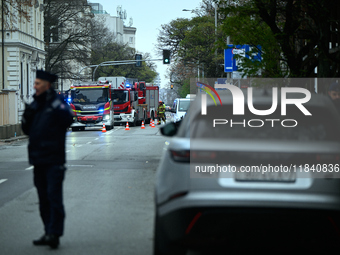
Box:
[90,0,202,88]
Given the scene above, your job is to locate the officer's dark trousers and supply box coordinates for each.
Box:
[34,165,66,236]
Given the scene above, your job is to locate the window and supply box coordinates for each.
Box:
[27,64,29,96]
[20,62,23,96]
[129,37,133,43]
[72,88,109,104]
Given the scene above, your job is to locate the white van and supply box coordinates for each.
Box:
[171,98,193,123]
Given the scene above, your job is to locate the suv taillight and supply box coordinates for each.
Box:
[170,150,190,163]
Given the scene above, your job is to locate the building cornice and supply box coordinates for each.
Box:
[4,41,46,55]
[2,30,45,44]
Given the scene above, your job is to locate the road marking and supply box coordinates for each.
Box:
[66,150,71,153]
[25,166,34,170]
[75,145,83,148]
[0,179,8,184]
[95,138,99,140]
[86,142,92,144]
[67,165,94,168]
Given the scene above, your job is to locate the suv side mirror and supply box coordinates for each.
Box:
[160,122,178,137]
[160,120,182,137]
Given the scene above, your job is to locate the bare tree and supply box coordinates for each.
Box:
[44,0,112,82]
[1,0,34,30]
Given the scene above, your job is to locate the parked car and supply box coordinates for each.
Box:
[171,98,194,123]
[154,89,340,254]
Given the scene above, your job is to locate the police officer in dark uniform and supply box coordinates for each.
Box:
[22,70,73,249]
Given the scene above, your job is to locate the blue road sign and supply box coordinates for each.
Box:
[224,48,233,73]
[224,45,261,73]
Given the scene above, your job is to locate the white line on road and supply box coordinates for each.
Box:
[86,142,92,144]
[0,179,8,184]
[25,166,34,170]
[95,138,99,140]
[75,145,83,147]
[67,165,94,168]
[66,150,71,153]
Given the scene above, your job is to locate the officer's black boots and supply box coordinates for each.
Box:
[46,234,60,249]
[33,234,48,245]
[33,234,60,249]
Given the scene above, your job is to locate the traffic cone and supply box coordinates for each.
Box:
[125,122,130,131]
[149,119,153,126]
[141,121,145,129]
[102,123,107,133]
[151,120,155,128]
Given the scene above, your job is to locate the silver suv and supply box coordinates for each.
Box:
[154,89,340,254]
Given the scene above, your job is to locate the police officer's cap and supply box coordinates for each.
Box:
[329,82,340,92]
[36,70,58,83]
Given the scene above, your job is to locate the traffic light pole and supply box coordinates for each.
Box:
[77,59,163,81]
[92,59,163,81]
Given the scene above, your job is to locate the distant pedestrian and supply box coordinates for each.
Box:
[157,101,166,125]
[328,82,340,101]
[22,70,74,249]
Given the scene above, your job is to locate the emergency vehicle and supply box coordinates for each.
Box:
[69,82,114,131]
[98,77,159,126]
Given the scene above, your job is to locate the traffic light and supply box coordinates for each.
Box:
[163,50,171,64]
[135,54,142,67]
[170,84,174,89]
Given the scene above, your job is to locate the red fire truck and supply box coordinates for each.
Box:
[69,82,114,131]
[98,77,159,126]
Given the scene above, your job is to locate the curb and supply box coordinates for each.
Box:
[0,135,28,143]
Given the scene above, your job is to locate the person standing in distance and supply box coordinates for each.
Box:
[22,70,74,249]
[157,101,166,125]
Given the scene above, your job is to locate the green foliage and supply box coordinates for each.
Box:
[218,0,340,78]
[218,1,286,77]
[91,42,157,82]
[178,79,190,98]
[158,16,225,79]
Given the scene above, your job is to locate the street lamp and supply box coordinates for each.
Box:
[2,0,5,90]
[58,22,63,92]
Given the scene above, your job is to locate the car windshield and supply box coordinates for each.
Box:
[72,88,109,104]
[178,100,191,112]
[191,105,340,141]
[112,90,129,103]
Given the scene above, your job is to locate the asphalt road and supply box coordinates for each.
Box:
[0,122,169,255]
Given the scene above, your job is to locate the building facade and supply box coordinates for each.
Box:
[90,3,137,47]
[0,1,46,126]
[124,26,137,49]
